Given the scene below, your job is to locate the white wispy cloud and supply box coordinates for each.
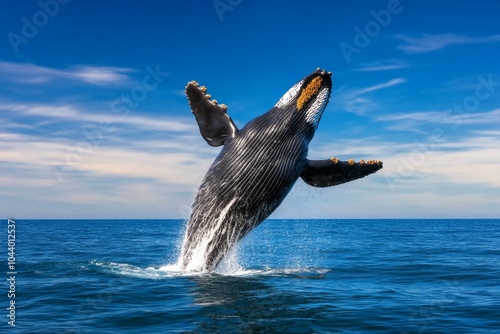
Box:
[309,132,500,189]
[0,103,197,133]
[0,61,135,85]
[0,95,210,218]
[395,33,500,53]
[377,108,500,125]
[394,136,500,188]
[356,78,406,94]
[376,110,450,123]
[280,132,500,218]
[2,114,499,218]
[332,78,406,114]
[0,101,210,188]
[354,59,410,72]
[0,126,214,218]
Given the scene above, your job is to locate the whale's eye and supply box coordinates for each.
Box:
[297,76,323,111]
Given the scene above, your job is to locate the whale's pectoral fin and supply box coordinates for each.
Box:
[300,158,383,187]
[185,81,238,147]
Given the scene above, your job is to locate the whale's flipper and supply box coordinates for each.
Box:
[186,81,238,147]
[300,158,383,187]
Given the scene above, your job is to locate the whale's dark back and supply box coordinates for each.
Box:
[179,107,314,271]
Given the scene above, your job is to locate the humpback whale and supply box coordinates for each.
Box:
[179,69,383,272]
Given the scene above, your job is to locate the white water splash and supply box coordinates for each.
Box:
[90,260,330,279]
[214,244,243,275]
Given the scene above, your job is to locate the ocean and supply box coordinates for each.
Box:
[2,219,499,333]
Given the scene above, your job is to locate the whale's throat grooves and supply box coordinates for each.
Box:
[179,110,310,272]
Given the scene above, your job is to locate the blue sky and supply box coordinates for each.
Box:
[1,0,499,218]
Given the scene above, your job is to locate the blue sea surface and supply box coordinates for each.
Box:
[2,219,500,333]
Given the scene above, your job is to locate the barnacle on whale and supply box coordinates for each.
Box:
[297,76,323,110]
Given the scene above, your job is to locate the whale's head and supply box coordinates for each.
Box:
[274,68,332,130]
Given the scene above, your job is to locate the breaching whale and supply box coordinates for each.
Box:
[179,68,383,272]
